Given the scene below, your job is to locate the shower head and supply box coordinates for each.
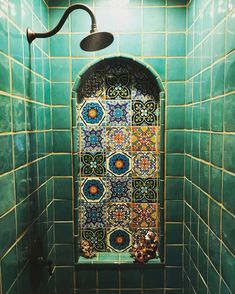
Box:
[26,4,114,52]
[80,31,114,52]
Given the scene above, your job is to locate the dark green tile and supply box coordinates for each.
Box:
[143,268,164,288]
[55,222,73,244]
[166,200,183,222]
[166,267,182,288]
[224,134,235,173]
[211,133,223,167]
[225,51,235,93]
[200,162,209,193]
[166,154,184,176]
[166,178,183,200]
[211,97,224,132]
[53,154,72,176]
[166,131,184,153]
[0,94,11,132]
[209,230,221,272]
[1,245,17,293]
[224,93,235,132]
[16,198,30,237]
[209,200,221,238]
[54,178,72,200]
[11,61,24,97]
[76,269,96,289]
[51,82,71,105]
[0,209,16,257]
[56,267,74,288]
[15,167,28,204]
[222,209,235,254]
[223,171,235,215]
[54,200,72,221]
[166,246,182,266]
[120,269,141,288]
[166,223,183,244]
[221,244,235,292]
[0,172,15,216]
[212,59,225,97]
[13,133,27,168]
[98,269,119,289]
[0,135,13,174]
[53,130,71,153]
[12,97,25,132]
[56,244,74,266]
[210,166,222,203]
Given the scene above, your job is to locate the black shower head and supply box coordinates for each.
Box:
[80,31,114,52]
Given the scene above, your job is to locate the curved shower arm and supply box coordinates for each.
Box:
[26,3,97,43]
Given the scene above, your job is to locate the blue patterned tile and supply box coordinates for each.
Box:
[106,100,131,126]
[107,152,132,177]
[80,100,105,126]
[107,227,132,252]
[106,127,131,151]
[81,177,106,202]
[107,177,132,202]
[107,203,131,227]
[81,126,106,151]
[82,202,106,229]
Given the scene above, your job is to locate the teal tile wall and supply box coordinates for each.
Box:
[48,0,186,293]
[184,0,235,293]
[0,0,55,293]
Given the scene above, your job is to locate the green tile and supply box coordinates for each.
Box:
[201,69,211,100]
[166,130,184,153]
[76,269,97,289]
[0,13,8,54]
[0,135,13,174]
[55,222,73,243]
[166,178,183,200]
[202,35,212,68]
[144,58,166,81]
[143,8,166,32]
[167,58,185,81]
[53,154,72,176]
[166,154,184,176]
[15,167,28,204]
[1,245,17,293]
[200,162,209,193]
[143,268,164,288]
[166,106,185,129]
[167,82,185,105]
[119,34,141,56]
[226,12,235,54]
[98,252,119,262]
[213,21,225,61]
[166,223,183,244]
[166,267,182,288]
[200,100,210,131]
[56,244,74,265]
[52,106,70,129]
[50,34,70,57]
[54,178,72,200]
[0,172,15,216]
[51,58,70,82]
[9,23,23,63]
[224,134,235,173]
[223,171,235,215]
[193,104,200,130]
[11,61,24,97]
[54,200,72,221]
[16,198,29,237]
[192,131,199,158]
[208,230,221,272]
[212,60,225,97]
[0,94,11,132]
[211,133,223,167]
[166,200,183,222]
[119,8,142,32]
[13,133,27,168]
[12,97,26,132]
[0,209,16,258]
[225,51,235,93]
[56,267,74,289]
[167,33,186,56]
[71,34,94,57]
[0,53,10,93]
[221,244,235,291]
[203,1,213,37]
[98,269,119,289]
[211,97,224,132]
[144,33,165,56]
[143,0,166,5]
[210,166,222,203]
[167,7,186,32]
[166,246,182,266]
[208,262,220,294]
[53,130,71,152]
[224,93,235,132]
[222,209,235,255]
[209,200,221,237]
[51,83,71,106]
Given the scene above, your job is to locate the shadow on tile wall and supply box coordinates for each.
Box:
[0,0,55,293]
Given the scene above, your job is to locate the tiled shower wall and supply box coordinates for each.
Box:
[49,0,186,293]
[0,0,55,293]
[184,0,235,293]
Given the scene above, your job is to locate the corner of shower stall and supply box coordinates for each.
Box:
[71,56,165,266]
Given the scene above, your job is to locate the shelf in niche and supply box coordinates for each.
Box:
[76,252,163,267]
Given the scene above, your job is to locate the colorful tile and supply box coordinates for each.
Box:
[81,126,106,151]
[106,73,131,99]
[132,203,158,228]
[132,126,159,151]
[80,100,105,126]
[82,228,106,251]
[106,100,131,126]
[81,177,106,202]
[107,177,132,202]
[80,71,105,99]
[132,178,158,203]
[107,152,132,177]
[81,152,106,177]
[81,202,106,229]
[132,100,158,125]
[132,228,157,244]
[132,152,158,177]
[106,127,131,151]
[107,227,132,252]
[107,203,131,227]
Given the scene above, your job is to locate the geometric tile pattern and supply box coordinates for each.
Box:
[78,61,160,252]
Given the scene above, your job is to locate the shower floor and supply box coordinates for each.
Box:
[78,252,161,265]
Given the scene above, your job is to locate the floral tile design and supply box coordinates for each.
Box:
[107,152,131,177]
[107,227,132,252]
[132,126,158,151]
[106,73,131,99]
[82,202,106,228]
[132,152,158,177]
[81,152,106,177]
[132,178,158,203]
[81,177,106,202]
[80,71,105,99]
[80,100,105,126]
[132,203,158,228]
[82,228,106,251]
[132,100,158,125]
[107,177,132,202]
[106,100,131,126]
[81,126,106,151]
[106,127,131,151]
[107,203,131,227]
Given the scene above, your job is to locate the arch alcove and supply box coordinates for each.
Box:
[72,56,165,264]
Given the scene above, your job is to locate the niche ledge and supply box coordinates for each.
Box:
[76,252,164,268]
